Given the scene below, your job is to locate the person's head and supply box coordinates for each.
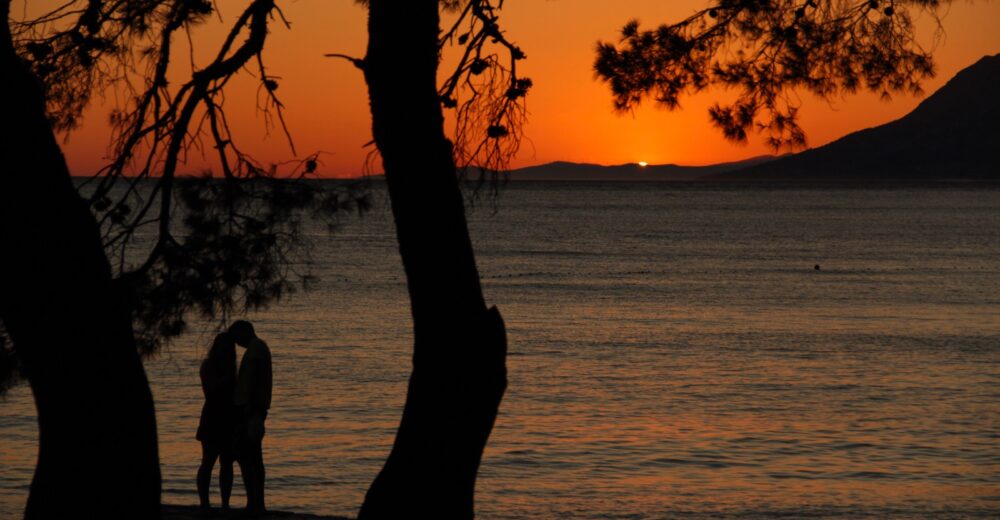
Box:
[228,320,256,348]
[207,332,236,365]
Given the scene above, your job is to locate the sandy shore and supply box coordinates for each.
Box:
[164,505,350,520]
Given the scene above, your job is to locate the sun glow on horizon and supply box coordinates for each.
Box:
[42,1,1000,177]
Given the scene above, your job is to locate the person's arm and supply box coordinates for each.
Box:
[244,347,268,439]
[200,364,211,400]
[257,345,272,413]
[235,354,255,408]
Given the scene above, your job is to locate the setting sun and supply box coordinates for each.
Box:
[638,161,648,167]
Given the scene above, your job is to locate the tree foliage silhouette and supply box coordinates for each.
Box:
[3,0,523,517]
[3,0,364,516]
[595,0,950,149]
[10,0,368,357]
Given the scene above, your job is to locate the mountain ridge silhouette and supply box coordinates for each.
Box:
[505,156,776,181]
[721,53,1000,180]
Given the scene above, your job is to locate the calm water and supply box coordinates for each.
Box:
[2,182,999,518]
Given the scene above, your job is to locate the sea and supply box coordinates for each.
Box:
[1,181,999,519]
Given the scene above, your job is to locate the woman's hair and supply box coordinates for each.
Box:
[206,332,236,369]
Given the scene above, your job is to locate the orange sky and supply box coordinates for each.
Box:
[54,0,1000,177]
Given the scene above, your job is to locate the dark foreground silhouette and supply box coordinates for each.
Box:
[195,322,272,515]
[197,333,238,510]
[719,54,1000,181]
[231,321,273,515]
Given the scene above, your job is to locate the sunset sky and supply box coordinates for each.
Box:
[54,0,1000,177]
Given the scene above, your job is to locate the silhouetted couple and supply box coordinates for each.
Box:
[197,320,273,516]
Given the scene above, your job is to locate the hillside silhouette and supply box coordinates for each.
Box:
[507,156,775,181]
[723,53,1000,180]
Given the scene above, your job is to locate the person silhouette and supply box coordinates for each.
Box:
[196,332,237,512]
[228,320,272,516]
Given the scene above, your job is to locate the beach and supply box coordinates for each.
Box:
[164,505,348,519]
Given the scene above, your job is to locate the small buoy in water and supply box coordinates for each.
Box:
[814,264,821,271]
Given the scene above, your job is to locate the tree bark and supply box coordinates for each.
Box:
[0,6,161,519]
[358,1,508,518]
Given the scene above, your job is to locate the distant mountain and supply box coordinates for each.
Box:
[723,53,1000,180]
[508,155,775,181]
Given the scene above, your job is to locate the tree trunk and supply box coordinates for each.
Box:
[0,7,161,519]
[358,1,508,518]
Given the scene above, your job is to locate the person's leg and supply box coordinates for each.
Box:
[234,415,254,513]
[244,437,265,513]
[255,437,266,512]
[236,452,254,512]
[236,441,262,513]
[196,442,219,509]
[241,412,267,513]
[219,450,234,510]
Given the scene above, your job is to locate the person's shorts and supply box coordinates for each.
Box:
[247,414,266,441]
[234,411,266,459]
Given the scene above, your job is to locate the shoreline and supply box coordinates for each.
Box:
[164,505,350,520]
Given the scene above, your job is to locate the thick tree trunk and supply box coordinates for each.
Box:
[0,8,161,519]
[358,1,508,518]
